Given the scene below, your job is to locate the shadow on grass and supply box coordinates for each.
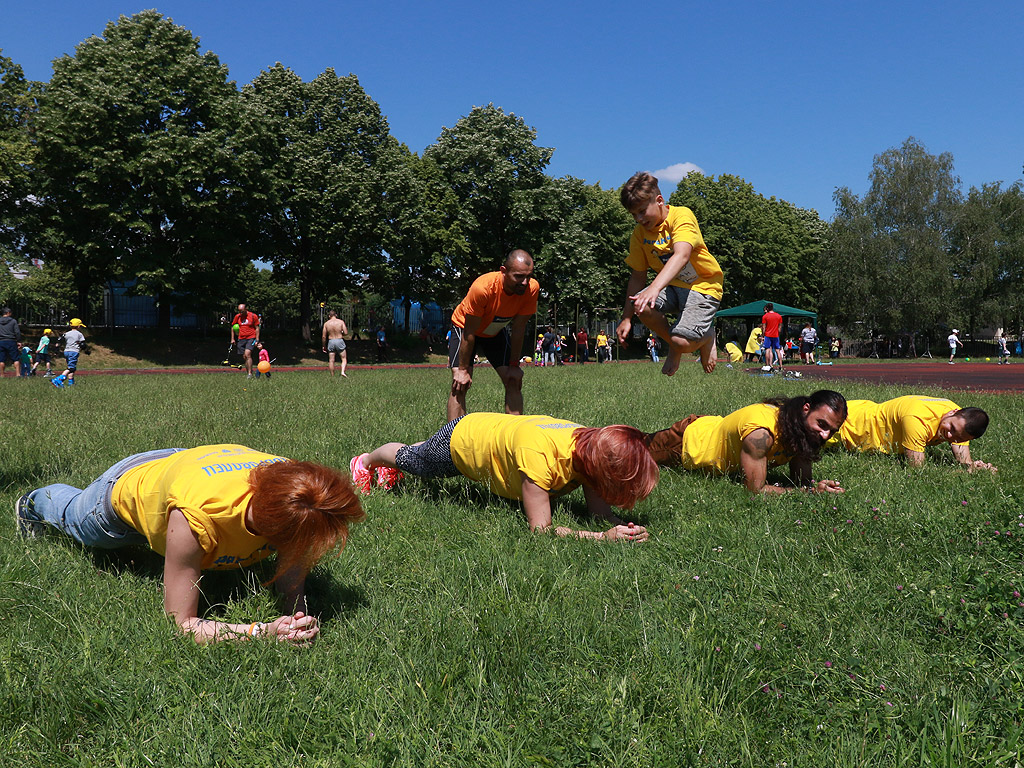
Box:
[85,545,368,621]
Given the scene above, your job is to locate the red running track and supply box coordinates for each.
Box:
[785,361,1024,394]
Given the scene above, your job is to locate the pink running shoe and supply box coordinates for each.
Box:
[375,466,404,491]
[349,454,373,493]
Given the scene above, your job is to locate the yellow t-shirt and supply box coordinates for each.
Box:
[449,413,583,500]
[111,444,286,570]
[834,396,965,454]
[745,327,764,354]
[596,332,609,348]
[625,205,724,300]
[725,342,743,363]
[680,403,791,474]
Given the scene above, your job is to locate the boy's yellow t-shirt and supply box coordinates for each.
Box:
[111,444,286,570]
[725,342,743,363]
[834,396,965,454]
[680,404,791,474]
[449,413,583,500]
[626,205,724,300]
[745,327,764,354]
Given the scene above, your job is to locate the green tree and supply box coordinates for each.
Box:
[824,137,962,342]
[423,104,553,287]
[30,10,265,330]
[951,181,1024,334]
[534,177,633,325]
[0,50,39,257]
[244,64,401,339]
[669,173,826,309]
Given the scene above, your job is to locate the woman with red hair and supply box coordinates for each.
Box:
[352,414,658,540]
[16,445,364,644]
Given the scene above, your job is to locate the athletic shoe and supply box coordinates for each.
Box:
[246,373,254,380]
[14,494,46,539]
[948,361,955,365]
[51,375,66,388]
[375,466,404,491]
[350,454,373,493]
[761,365,772,372]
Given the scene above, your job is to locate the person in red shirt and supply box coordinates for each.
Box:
[575,328,589,363]
[448,250,539,421]
[760,303,784,370]
[231,303,261,379]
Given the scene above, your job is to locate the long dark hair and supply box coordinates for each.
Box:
[762,390,847,461]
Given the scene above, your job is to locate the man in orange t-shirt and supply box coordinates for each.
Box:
[230,303,261,379]
[447,250,539,421]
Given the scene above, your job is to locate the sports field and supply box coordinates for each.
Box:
[3,362,1022,766]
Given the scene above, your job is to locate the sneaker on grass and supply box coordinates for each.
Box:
[349,453,373,493]
[14,494,46,539]
[375,466,403,491]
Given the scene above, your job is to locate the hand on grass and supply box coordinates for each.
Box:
[266,611,319,645]
[969,460,997,474]
[813,479,844,494]
[604,523,649,542]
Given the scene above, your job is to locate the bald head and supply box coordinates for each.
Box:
[500,250,534,296]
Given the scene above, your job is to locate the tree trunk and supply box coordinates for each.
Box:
[157,291,172,336]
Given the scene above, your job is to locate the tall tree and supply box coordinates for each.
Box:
[824,137,961,341]
[30,10,264,329]
[423,104,553,288]
[0,50,39,258]
[669,173,826,309]
[244,64,401,339]
[534,177,633,324]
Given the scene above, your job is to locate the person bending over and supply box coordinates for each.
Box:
[645,390,848,494]
[830,395,993,472]
[17,445,365,644]
[351,413,658,541]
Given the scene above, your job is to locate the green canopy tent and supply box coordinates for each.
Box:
[715,300,817,326]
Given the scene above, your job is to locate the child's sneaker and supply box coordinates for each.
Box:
[349,454,373,493]
[14,494,46,538]
[375,466,404,491]
[52,375,66,388]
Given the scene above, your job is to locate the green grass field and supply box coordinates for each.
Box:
[2,363,1023,766]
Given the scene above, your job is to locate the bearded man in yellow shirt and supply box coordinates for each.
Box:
[644,390,847,494]
[831,395,994,472]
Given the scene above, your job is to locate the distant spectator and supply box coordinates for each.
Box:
[760,303,784,370]
[829,336,841,359]
[376,326,388,363]
[575,328,590,363]
[996,333,1009,365]
[800,321,818,364]
[744,326,764,363]
[0,307,21,377]
[322,310,349,377]
[948,329,963,364]
[32,328,54,376]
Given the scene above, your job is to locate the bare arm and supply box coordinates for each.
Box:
[617,269,648,344]
[521,474,646,541]
[631,241,693,315]
[740,430,843,494]
[902,447,926,468]
[452,314,484,394]
[949,442,997,473]
[507,314,530,364]
[163,508,318,645]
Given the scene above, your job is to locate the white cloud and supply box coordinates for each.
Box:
[648,162,705,188]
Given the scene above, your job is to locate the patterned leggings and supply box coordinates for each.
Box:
[395,417,464,478]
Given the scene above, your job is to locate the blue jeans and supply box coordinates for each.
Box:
[26,449,182,548]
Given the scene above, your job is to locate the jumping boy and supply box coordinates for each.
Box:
[617,172,723,375]
[52,318,86,388]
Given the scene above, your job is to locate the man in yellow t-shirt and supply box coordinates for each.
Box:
[831,395,994,472]
[744,326,764,363]
[724,341,743,365]
[645,391,848,494]
[352,413,659,541]
[616,172,724,376]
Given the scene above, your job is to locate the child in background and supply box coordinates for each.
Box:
[52,318,87,388]
[32,328,53,376]
[18,343,33,376]
[254,341,271,379]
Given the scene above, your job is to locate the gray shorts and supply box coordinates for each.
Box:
[327,338,347,353]
[654,286,720,340]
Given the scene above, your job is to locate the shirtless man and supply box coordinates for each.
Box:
[321,310,349,377]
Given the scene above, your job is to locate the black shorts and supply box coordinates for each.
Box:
[800,342,815,354]
[395,417,464,478]
[448,326,512,369]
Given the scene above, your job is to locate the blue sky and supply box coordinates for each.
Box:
[4,0,1023,218]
